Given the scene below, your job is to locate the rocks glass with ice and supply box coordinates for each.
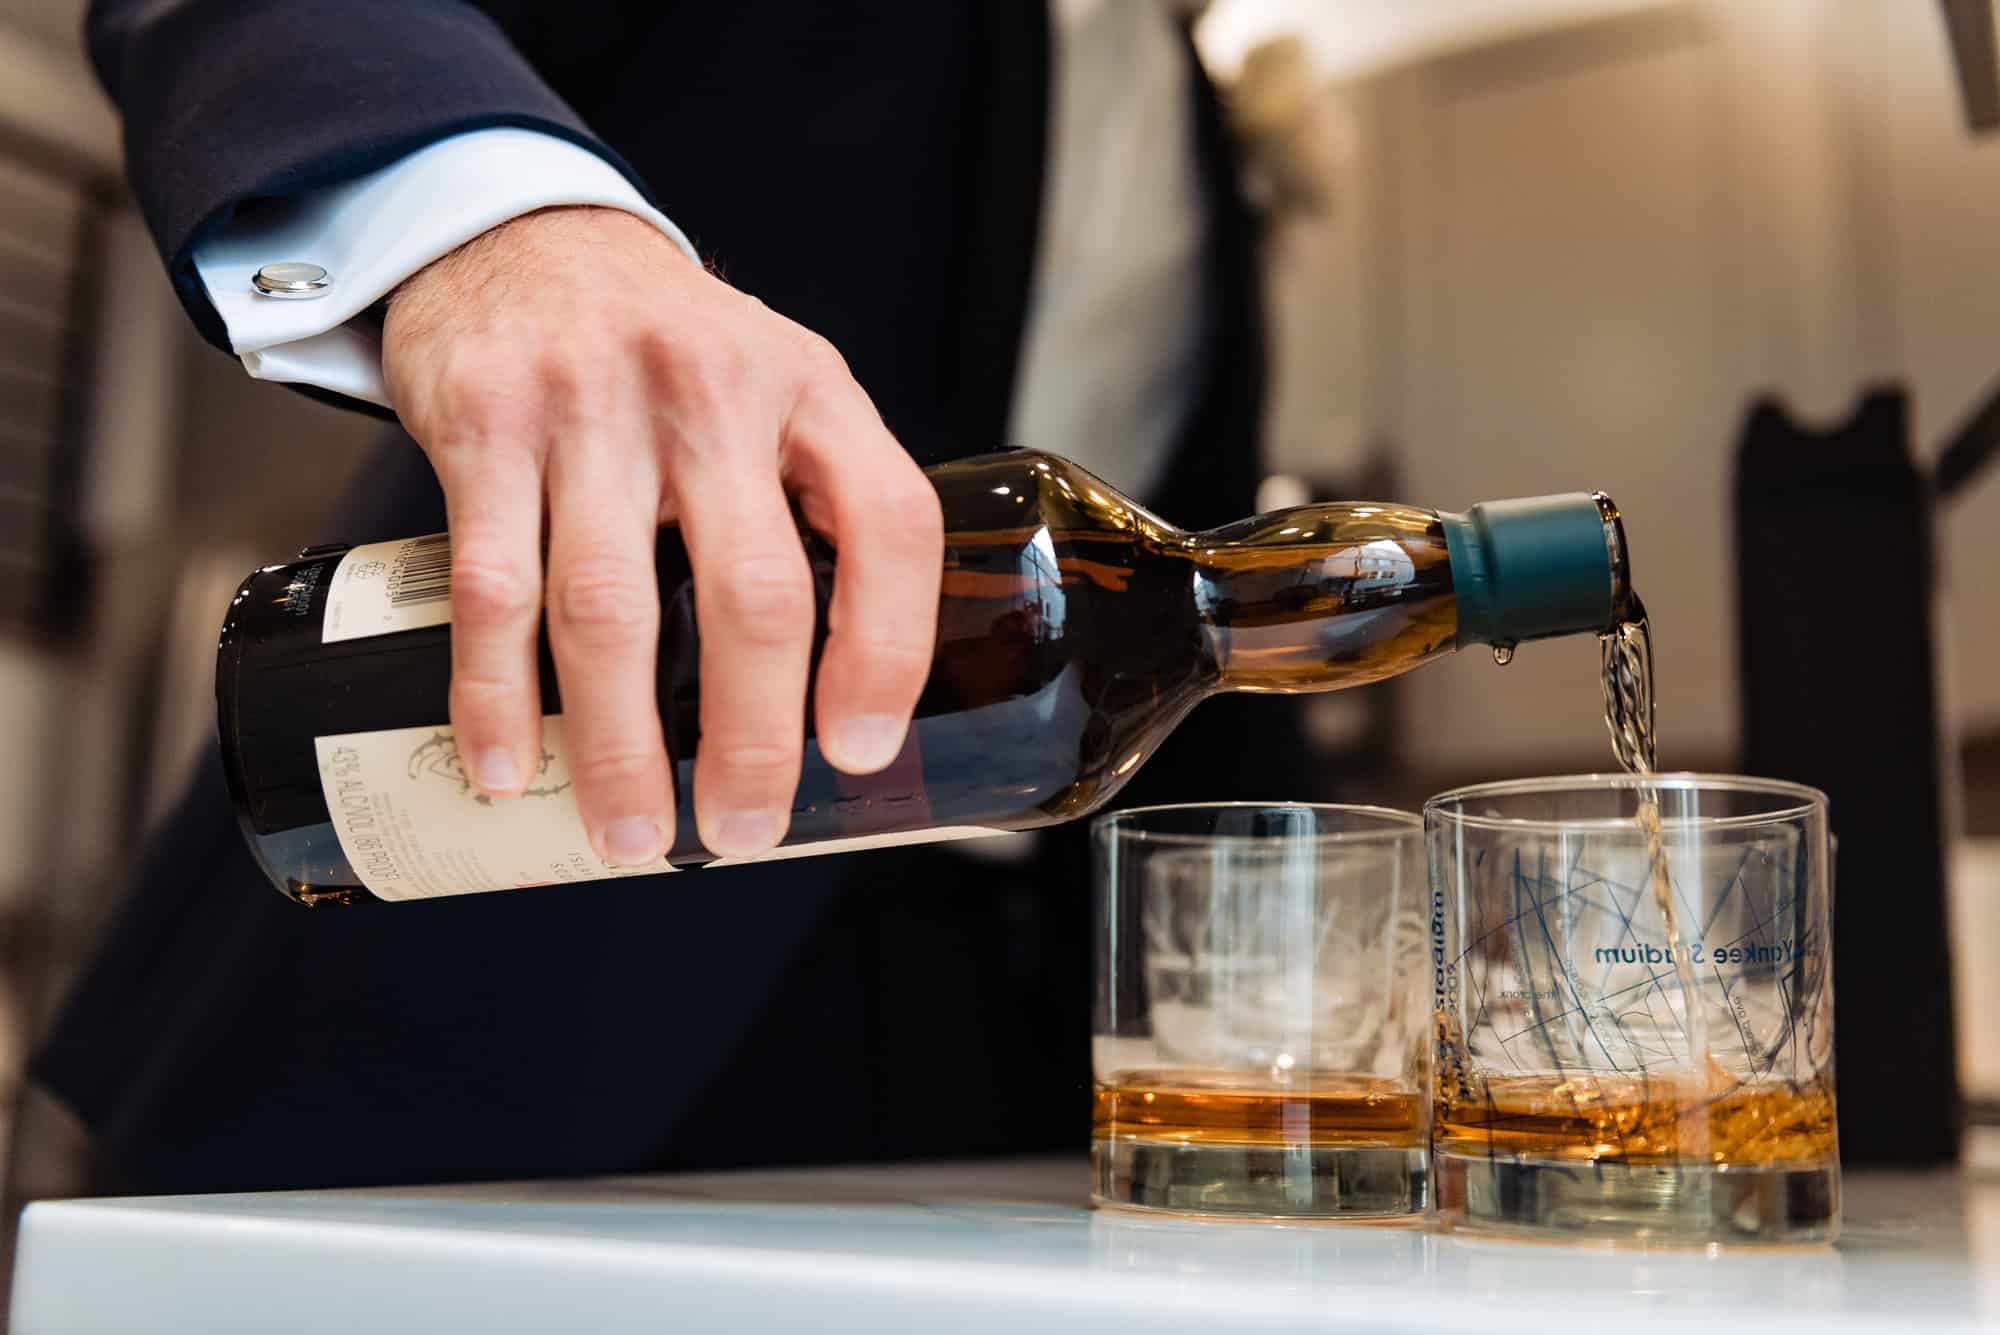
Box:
[1092,803,1430,1218]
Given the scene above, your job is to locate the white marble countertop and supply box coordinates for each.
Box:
[10,1158,1998,1333]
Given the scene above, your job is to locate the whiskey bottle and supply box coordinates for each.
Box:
[218,450,1635,903]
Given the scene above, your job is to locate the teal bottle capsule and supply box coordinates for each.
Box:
[1442,493,1631,646]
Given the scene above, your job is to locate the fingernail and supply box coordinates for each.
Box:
[834,714,906,771]
[473,747,521,794]
[603,817,664,867]
[714,810,785,856]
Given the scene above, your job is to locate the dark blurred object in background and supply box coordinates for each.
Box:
[0,155,94,637]
[1735,388,1961,1165]
[1939,0,2000,131]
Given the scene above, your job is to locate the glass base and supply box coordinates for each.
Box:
[1435,1150,1839,1245]
[1092,1138,1428,1219]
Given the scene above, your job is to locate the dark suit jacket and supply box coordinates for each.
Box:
[38,0,1301,1194]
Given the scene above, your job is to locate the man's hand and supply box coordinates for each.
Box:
[383,205,943,864]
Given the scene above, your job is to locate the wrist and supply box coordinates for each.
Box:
[391,204,697,314]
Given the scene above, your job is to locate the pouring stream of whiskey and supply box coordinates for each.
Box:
[1601,598,1713,1105]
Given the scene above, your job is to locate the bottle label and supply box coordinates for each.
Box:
[322,533,455,643]
[315,716,675,899]
[314,716,1013,899]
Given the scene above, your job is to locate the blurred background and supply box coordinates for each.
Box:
[0,0,1994,1259]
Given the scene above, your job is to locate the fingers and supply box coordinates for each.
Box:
[428,435,547,800]
[670,445,815,859]
[545,440,675,867]
[787,370,942,776]
[388,208,935,871]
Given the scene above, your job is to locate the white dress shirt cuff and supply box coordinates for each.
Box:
[191,127,696,409]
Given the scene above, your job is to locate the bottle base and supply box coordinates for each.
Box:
[1091,1137,1428,1220]
[1434,1149,1839,1246]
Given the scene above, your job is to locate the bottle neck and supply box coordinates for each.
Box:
[1191,504,1460,694]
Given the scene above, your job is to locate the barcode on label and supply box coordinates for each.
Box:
[387,534,452,607]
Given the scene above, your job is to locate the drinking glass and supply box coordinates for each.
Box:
[1092,803,1429,1219]
[1426,774,1837,1244]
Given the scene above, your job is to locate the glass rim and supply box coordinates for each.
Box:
[1094,800,1421,848]
[1424,771,1827,833]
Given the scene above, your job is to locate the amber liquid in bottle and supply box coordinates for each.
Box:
[219,452,1583,903]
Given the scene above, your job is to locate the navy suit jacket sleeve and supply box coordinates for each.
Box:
[85,0,661,353]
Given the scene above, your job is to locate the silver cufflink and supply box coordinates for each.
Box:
[252,262,332,299]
